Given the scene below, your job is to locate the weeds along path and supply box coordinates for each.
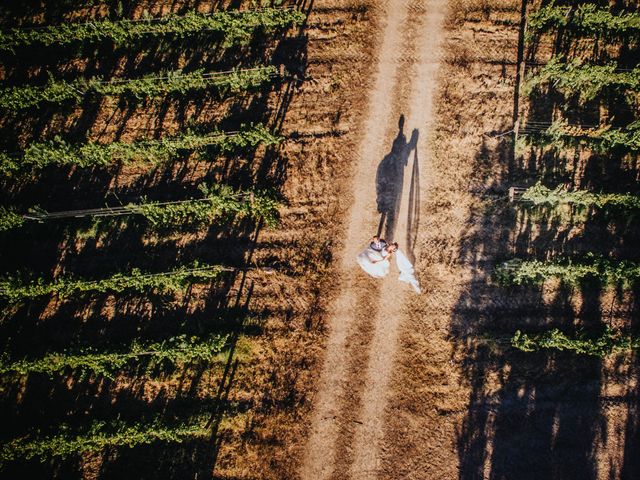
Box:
[301,0,447,477]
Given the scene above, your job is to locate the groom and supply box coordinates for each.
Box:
[370,235,387,252]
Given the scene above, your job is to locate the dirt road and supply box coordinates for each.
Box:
[300,0,447,477]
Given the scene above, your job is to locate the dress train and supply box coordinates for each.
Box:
[395,249,421,293]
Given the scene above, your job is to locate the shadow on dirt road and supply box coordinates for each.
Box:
[375,114,420,255]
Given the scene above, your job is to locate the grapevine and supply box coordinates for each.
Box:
[0,419,208,464]
[5,184,279,231]
[0,334,229,378]
[519,183,640,216]
[512,327,640,357]
[0,8,306,52]
[0,263,230,303]
[0,125,282,174]
[122,184,279,228]
[526,3,640,41]
[523,56,640,104]
[0,66,278,110]
[128,184,280,228]
[521,119,640,153]
[495,256,640,287]
[0,207,24,231]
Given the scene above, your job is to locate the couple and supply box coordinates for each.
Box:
[356,235,421,293]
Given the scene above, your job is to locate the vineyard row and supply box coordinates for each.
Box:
[0,333,229,378]
[0,124,282,174]
[512,327,640,358]
[0,419,208,464]
[0,263,231,302]
[495,256,640,287]
[520,119,640,153]
[0,8,306,51]
[527,3,640,41]
[524,56,640,104]
[0,184,280,232]
[0,66,278,110]
[517,183,640,214]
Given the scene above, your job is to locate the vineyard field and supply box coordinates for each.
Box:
[2,0,640,478]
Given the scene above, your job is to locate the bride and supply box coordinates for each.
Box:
[356,235,421,293]
[356,236,398,278]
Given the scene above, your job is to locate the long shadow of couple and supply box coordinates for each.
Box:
[375,114,420,262]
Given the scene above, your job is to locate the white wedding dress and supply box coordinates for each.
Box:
[356,245,421,293]
[395,249,421,293]
[356,246,390,278]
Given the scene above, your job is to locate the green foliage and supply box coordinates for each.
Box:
[1,185,279,232]
[523,56,640,104]
[512,327,640,357]
[0,8,306,52]
[0,77,83,111]
[0,125,282,174]
[526,2,570,39]
[520,183,640,217]
[92,67,277,99]
[0,419,208,463]
[526,3,640,41]
[0,263,228,303]
[522,119,640,153]
[243,187,280,228]
[0,334,229,378]
[0,207,24,231]
[129,184,280,228]
[495,256,640,287]
[597,122,640,151]
[0,66,277,110]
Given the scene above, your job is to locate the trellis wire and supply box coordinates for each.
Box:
[524,63,638,73]
[97,66,280,86]
[22,192,255,221]
[518,120,622,135]
[489,121,606,137]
